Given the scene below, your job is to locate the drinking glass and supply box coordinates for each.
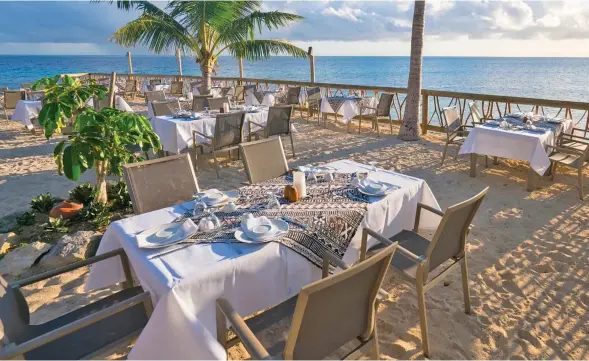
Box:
[193,193,208,217]
[204,106,209,115]
[368,161,379,177]
[265,192,282,218]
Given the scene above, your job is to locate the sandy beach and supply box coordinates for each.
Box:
[2,102,588,360]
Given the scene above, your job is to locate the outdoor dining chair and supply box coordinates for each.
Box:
[92,95,110,111]
[215,241,398,360]
[356,93,394,136]
[208,96,230,112]
[20,83,32,90]
[3,90,25,120]
[548,135,589,200]
[170,81,184,98]
[239,137,289,184]
[468,102,487,126]
[145,90,166,104]
[120,79,138,100]
[192,94,213,112]
[27,91,45,101]
[193,112,245,178]
[123,153,200,214]
[0,248,152,360]
[280,86,302,117]
[247,105,296,157]
[305,87,322,124]
[441,106,471,166]
[360,187,489,357]
[151,100,181,117]
[149,78,163,86]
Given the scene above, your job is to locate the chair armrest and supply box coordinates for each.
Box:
[193,130,213,140]
[248,120,266,129]
[322,251,350,278]
[396,245,426,264]
[414,202,444,232]
[0,291,151,359]
[561,132,589,143]
[360,227,393,261]
[546,145,584,157]
[360,106,378,111]
[216,298,271,360]
[13,248,129,288]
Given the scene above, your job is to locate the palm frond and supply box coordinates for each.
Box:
[93,0,152,12]
[168,1,236,33]
[224,40,309,61]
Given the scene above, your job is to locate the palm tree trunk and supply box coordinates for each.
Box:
[200,62,212,94]
[398,0,426,141]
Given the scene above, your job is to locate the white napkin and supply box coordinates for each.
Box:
[136,219,198,249]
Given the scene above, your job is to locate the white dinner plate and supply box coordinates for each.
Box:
[234,219,289,244]
[357,181,399,196]
[136,221,197,249]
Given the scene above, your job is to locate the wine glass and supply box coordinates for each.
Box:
[193,193,208,217]
[265,192,282,218]
[204,106,209,115]
[368,161,379,177]
[325,172,335,193]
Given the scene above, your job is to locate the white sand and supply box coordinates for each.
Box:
[2,103,588,359]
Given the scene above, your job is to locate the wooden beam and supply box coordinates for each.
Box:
[421,92,429,135]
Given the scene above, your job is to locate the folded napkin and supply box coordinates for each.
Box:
[136,219,198,249]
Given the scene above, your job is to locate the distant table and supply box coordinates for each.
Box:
[459,116,574,190]
[11,100,41,130]
[86,95,135,113]
[142,83,170,93]
[320,96,377,123]
[245,89,283,107]
[192,86,233,98]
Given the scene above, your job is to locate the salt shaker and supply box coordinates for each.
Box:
[293,171,307,198]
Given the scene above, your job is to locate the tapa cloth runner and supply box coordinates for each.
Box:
[327,96,371,113]
[178,173,368,268]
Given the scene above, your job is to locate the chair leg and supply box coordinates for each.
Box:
[290,133,296,158]
[375,117,380,137]
[358,114,362,134]
[441,142,449,166]
[215,304,229,350]
[551,162,557,181]
[370,324,379,359]
[578,167,584,200]
[389,116,393,135]
[461,257,471,314]
[347,119,352,133]
[485,156,488,168]
[416,282,430,357]
[212,149,220,178]
[454,145,460,160]
[493,156,499,165]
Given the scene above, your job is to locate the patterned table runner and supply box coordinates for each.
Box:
[326,96,371,113]
[180,173,368,269]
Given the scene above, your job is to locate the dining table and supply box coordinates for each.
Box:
[142,83,170,94]
[320,95,378,125]
[11,100,42,130]
[85,159,442,360]
[245,89,284,107]
[192,86,234,98]
[459,114,574,190]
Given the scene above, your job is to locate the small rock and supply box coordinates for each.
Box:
[0,241,52,277]
[0,232,19,254]
[39,231,100,268]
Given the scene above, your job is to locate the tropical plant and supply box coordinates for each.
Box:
[107,1,308,92]
[69,183,96,205]
[33,75,161,204]
[16,212,36,227]
[398,0,426,141]
[31,193,59,213]
[43,218,70,233]
[80,201,113,231]
[107,181,132,211]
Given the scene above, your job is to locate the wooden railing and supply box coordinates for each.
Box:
[87,72,589,135]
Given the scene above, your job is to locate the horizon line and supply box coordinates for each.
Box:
[1,54,589,59]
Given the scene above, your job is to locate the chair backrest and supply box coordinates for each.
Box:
[150,78,162,85]
[192,95,213,112]
[0,275,32,345]
[377,93,394,117]
[28,91,45,101]
[306,87,321,101]
[123,153,200,214]
[469,102,484,125]
[234,85,245,101]
[213,112,245,150]
[125,79,137,92]
[170,81,183,96]
[4,90,25,110]
[239,138,289,184]
[220,87,232,97]
[283,242,398,360]
[93,96,110,111]
[285,87,301,105]
[266,105,293,137]
[443,106,462,135]
[151,100,180,116]
[244,85,256,95]
[145,90,166,104]
[20,83,32,90]
[208,97,230,111]
[425,187,489,276]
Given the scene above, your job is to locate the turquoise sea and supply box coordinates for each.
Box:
[1,55,588,103]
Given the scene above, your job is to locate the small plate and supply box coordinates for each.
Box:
[136,221,196,249]
[235,219,289,244]
[202,189,228,204]
[357,181,399,196]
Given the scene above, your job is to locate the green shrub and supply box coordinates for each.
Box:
[69,183,95,205]
[16,212,36,226]
[80,201,112,231]
[43,218,69,233]
[108,181,132,211]
[31,193,59,213]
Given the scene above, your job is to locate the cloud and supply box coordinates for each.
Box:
[321,6,366,22]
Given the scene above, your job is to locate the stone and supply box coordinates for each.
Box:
[0,241,52,277]
[0,232,19,254]
[39,231,100,268]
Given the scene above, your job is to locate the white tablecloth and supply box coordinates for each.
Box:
[459,119,573,175]
[85,160,441,359]
[320,96,378,123]
[193,86,233,98]
[245,90,282,107]
[86,95,135,113]
[11,100,41,129]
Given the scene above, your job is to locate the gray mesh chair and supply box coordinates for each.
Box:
[280,86,302,117]
[441,106,470,166]
[361,187,489,357]
[208,96,230,112]
[239,138,289,184]
[121,79,137,100]
[193,112,245,178]
[216,241,398,360]
[0,248,152,360]
[151,100,180,117]
[3,90,25,120]
[27,91,45,101]
[145,90,167,104]
[93,95,110,111]
[170,81,184,98]
[305,87,322,124]
[356,93,394,136]
[123,153,200,214]
[248,105,296,157]
[468,102,486,126]
[192,95,213,112]
[548,135,589,200]
[149,78,163,86]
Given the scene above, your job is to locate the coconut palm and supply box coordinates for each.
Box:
[398,0,426,141]
[106,1,308,93]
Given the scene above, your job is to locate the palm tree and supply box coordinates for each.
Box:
[398,0,426,141]
[106,1,308,92]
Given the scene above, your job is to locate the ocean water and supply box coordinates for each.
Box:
[1,55,588,103]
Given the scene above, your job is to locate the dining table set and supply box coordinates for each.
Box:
[85,159,442,359]
[459,112,574,190]
[320,95,378,124]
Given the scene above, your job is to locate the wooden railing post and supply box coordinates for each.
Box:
[421,91,428,135]
[308,47,315,83]
[126,52,133,76]
[108,72,117,108]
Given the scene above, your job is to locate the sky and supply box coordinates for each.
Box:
[0,0,588,57]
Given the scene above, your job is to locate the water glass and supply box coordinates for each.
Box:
[193,193,208,217]
[368,161,379,177]
[265,192,282,218]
